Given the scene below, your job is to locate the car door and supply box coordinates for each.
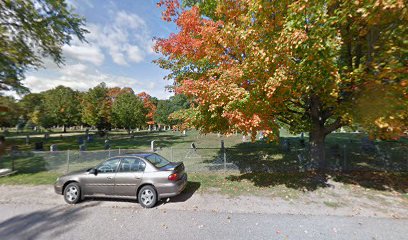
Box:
[82,158,120,196]
[114,157,146,197]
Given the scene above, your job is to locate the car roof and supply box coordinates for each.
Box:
[123,152,156,158]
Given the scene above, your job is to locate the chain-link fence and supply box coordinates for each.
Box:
[1,140,407,174]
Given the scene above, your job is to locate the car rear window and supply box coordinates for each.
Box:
[145,154,170,168]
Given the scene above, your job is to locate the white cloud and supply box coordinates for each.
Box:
[127,45,144,63]
[83,10,152,66]
[22,63,172,99]
[62,44,105,65]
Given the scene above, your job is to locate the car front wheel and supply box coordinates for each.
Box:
[64,182,81,204]
[138,185,157,208]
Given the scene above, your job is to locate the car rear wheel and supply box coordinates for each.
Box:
[138,185,157,208]
[64,183,81,204]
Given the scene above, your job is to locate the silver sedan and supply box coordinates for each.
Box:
[54,153,187,208]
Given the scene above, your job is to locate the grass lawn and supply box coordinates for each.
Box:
[0,129,407,200]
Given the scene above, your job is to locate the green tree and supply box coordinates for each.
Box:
[156,0,407,168]
[154,94,190,126]
[0,0,88,94]
[42,86,81,132]
[81,83,112,132]
[18,93,44,121]
[112,93,147,134]
[0,96,20,128]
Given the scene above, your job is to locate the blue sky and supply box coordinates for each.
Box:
[24,0,177,99]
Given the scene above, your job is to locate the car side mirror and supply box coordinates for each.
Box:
[90,168,98,175]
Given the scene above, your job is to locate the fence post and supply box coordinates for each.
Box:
[11,157,15,172]
[221,140,226,172]
[171,147,173,162]
[66,150,70,173]
[343,144,347,171]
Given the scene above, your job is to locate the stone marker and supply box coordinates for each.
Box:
[79,144,87,151]
[104,140,110,150]
[50,144,58,152]
[34,142,44,151]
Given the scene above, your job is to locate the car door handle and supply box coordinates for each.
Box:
[135,177,141,179]
[107,176,113,180]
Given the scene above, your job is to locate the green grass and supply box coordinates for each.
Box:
[1,129,407,197]
[0,172,59,185]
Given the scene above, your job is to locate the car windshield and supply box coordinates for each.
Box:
[145,154,170,168]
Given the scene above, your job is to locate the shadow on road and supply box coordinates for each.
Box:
[161,181,201,205]
[0,202,100,240]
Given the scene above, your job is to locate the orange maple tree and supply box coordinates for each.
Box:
[137,92,157,126]
[155,0,407,167]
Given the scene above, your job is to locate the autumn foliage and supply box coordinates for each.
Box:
[155,0,407,165]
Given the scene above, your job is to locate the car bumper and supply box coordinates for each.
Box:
[54,182,63,195]
[157,173,188,199]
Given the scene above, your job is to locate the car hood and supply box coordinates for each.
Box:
[60,168,90,178]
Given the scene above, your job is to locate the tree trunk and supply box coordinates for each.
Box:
[127,127,131,135]
[309,128,327,170]
[308,95,343,170]
[309,95,328,170]
[63,125,67,133]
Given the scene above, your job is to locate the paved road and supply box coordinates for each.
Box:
[0,198,407,240]
[0,186,408,240]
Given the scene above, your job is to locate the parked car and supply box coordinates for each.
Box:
[54,153,187,208]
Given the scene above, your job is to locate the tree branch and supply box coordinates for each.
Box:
[324,117,342,135]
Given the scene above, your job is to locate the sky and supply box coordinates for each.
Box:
[23,0,177,99]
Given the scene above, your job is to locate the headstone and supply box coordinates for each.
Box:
[50,144,58,152]
[11,145,19,153]
[282,139,291,152]
[104,140,110,150]
[136,128,140,132]
[148,125,152,131]
[217,133,221,138]
[242,135,246,142]
[340,127,345,133]
[299,133,305,148]
[25,135,30,145]
[182,130,186,136]
[258,131,264,140]
[361,136,376,153]
[34,142,44,151]
[79,144,87,151]
[87,135,93,143]
[151,140,155,152]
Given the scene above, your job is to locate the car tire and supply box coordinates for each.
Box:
[138,185,157,208]
[63,182,81,204]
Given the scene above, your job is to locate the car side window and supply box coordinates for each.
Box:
[118,158,146,173]
[97,158,120,173]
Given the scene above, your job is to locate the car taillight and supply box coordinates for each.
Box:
[168,173,179,181]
